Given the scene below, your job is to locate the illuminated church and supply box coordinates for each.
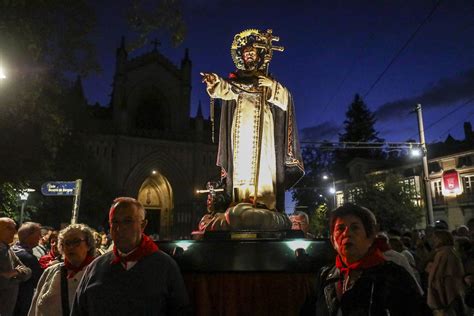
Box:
[71,38,219,239]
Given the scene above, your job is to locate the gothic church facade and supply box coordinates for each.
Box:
[76,39,218,239]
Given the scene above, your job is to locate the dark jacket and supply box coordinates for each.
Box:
[12,243,43,316]
[0,243,32,316]
[309,261,431,316]
[71,250,190,315]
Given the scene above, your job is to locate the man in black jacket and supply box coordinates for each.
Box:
[0,218,32,316]
[12,222,43,316]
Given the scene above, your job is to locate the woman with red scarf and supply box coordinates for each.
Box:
[310,203,431,315]
[28,224,96,316]
[38,231,61,269]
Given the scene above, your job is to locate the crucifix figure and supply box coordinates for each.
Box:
[199,29,304,231]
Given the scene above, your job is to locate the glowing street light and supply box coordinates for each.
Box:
[0,65,6,80]
[410,147,422,157]
[19,188,35,224]
[322,173,337,208]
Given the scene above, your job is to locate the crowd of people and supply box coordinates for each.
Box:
[0,197,190,316]
[2,199,474,315]
[298,203,474,315]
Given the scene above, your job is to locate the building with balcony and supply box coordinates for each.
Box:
[334,122,474,230]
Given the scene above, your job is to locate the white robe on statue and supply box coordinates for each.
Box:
[207,75,289,210]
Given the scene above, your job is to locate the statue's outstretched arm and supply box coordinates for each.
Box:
[201,72,237,100]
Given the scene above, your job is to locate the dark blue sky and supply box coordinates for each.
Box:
[83,0,474,144]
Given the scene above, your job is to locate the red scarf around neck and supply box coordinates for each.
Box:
[335,245,385,278]
[111,234,159,265]
[64,254,95,279]
[39,248,59,269]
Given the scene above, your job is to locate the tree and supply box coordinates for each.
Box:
[0,1,186,226]
[308,203,329,237]
[335,94,384,177]
[351,174,423,231]
[291,142,334,213]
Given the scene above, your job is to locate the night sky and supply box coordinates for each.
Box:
[84,0,474,144]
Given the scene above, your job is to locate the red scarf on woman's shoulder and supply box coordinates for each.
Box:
[111,234,159,265]
[64,254,95,279]
[335,245,385,277]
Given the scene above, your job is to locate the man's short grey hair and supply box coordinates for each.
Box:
[109,197,146,221]
[17,222,41,243]
[58,223,96,257]
[291,211,309,222]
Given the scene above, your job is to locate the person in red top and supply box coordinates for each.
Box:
[71,197,190,315]
[38,231,60,269]
[306,203,431,316]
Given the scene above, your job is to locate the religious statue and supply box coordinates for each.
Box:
[199,29,304,231]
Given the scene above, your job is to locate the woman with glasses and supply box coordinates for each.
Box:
[28,224,96,316]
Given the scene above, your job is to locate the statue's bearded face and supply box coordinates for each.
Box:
[242,46,260,70]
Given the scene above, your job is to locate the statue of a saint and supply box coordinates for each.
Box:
[200,29,304,231]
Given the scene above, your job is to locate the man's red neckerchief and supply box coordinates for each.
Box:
[64,254,95,279]
[111,234,159,265]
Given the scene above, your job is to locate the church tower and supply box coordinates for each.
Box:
[110,37,193,137]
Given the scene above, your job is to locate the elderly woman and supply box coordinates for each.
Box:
[28,224,96,316]
[426,230,467,315]
[311,203,431,315]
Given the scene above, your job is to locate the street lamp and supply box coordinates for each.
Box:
[410,147,422,157]
[19,189,35,225]
[322,173,337,209]
[0,65,6,80]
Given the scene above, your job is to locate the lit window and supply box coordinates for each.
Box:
[462,175,474,194]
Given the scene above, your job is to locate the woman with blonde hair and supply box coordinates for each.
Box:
[28,224,96,316]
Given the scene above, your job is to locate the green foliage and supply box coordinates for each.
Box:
[0,1,186,228]
[351,174,423,231]
[308,203,329,237]
[0,1,99,185]
[0,1,100,75]
[0,183,21,218]
[0,182,39,223]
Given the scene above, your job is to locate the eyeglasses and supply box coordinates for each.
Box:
[63,238,86,247]
[110,219,144,227]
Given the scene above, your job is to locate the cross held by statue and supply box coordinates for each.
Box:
[196,187,224,195]
[252,29,284,66]
[196,183,225,213]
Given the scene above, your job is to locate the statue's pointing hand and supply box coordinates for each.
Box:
[200,72,217,87]
[258,76,273,88]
